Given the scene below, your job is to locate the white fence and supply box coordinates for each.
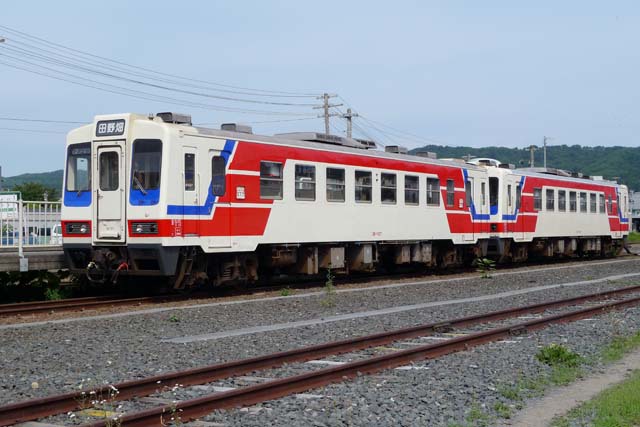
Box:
[0,201,62,255]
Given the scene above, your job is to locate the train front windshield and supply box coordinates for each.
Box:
[66,143,91,192]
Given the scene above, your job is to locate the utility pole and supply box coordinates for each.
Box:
[528,145,537,167]
[313,93,342,135]
[341,108,359,138]
[542,136,551,168]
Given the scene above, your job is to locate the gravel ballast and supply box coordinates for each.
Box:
[1,257,640,426]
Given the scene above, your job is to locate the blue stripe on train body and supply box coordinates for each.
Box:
[167,139,236,216]
[64,190,91,207]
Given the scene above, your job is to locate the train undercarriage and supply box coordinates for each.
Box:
[64,236,627,289]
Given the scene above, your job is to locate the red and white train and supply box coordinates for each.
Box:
[61,112,631,287]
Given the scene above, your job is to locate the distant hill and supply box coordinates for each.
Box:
[411,145,640,191]
[1,170,64,191]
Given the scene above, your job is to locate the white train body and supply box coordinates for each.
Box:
[61,113,631,285]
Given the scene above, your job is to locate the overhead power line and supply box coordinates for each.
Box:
[0,117,85,124]
[0,127,67,134]
[0,24,320,98]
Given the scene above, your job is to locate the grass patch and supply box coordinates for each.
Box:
[627,231,640,244]
[600,331,640,363]
[552,369,640,427]
[493,401,512,419]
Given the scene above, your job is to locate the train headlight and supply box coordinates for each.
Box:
[65,222,91,235]
[131,222,159,235]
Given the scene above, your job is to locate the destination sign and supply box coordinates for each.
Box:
[96,119,125,137]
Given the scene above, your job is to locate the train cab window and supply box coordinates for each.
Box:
[533,188,542,211]
[427,178,440,206]
[326,168,345,202]
[260,161,283,200]
[211,156,226,196]
[184,153,195,191]
[446,179,455,207]
[546,189,554,211]
[132,139,162,192]
[99,151,119,191]
[66,143,91,192]
[295,165,316,201]
[381,173,397,204]
[589,193,596,213]
[579,192,587,213]
[489,177,499,211]
[355,170,372,203]
[599,194,605,214]
[404,175,419,205]
[558,190,566,211]
[569,191,577,212]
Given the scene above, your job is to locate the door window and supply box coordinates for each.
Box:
[99,151,119,191]
[184,153,195,191]
[212,156,226,196]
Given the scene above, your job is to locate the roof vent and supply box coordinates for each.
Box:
[221,123,253,134]
[275,132,375,150]
[156,112,192,125]
[385,145,408,154]
[415,151,437,159]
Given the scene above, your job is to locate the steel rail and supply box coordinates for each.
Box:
[1,284,639,426]
[0,295,164,317]
[88,294,640,427]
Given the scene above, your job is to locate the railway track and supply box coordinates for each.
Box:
[2,284,640,426]
[1,255,636,319]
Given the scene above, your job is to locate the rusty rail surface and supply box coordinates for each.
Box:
[0,295,168,317]
[1,284,639,426]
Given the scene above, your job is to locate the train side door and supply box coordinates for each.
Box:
[182,146,199,237]
[476,178,488,237]
[465,176,475,241]
[94,142,126,243]
[208,149,231,248]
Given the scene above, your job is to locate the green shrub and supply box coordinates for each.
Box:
[536,343,582,367]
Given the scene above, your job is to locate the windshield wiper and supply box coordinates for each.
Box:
[133,175,148,195]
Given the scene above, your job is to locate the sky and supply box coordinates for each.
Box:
[1,1,639,176]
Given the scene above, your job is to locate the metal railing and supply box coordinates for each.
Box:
[0,201,62,255]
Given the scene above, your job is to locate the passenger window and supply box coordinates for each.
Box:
[184,153,195,191]
[427,178,440,206]
[533,188,542,211]
[558,190,566,211]
[589,193,596,213]
[546,189,554,211]
[66,143,91,192]
[326,168,345,202]
[295,164,316,201]
[99,151,119,191]
[446,179,455,207]
[579,192,587,213]
[569,191,577,212]
[405,175,419,205]
[516,185,522,210]
[381,173,397,204]
[211,156,226,196]
[260,161,283,200]
[608,195,613,213]
[132,139,162,191]
[355,170,372,203]
[599,194,605,214]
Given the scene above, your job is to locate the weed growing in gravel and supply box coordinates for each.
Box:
[321,266,336,307]
[600,330,640,362]
[536,343,583,367]
[43,286,63,300]
[466,402,493,426]
[74,378,122,426]
[493,401,512,419]
[168,314,180,323]
[473,257,495,279]
[280,287,292,297]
